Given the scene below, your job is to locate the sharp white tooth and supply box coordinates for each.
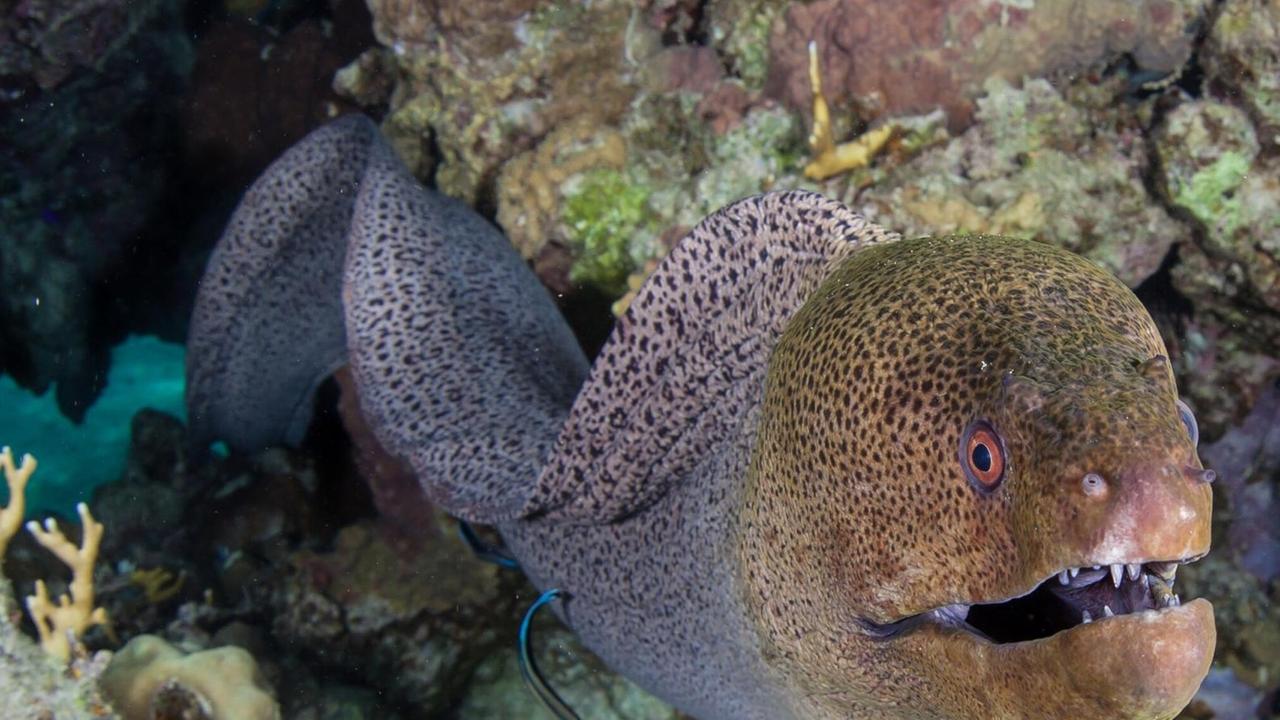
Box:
[1069,567,1079,578]
[1103,604,1115,617]
[1092,565,1100,570]
[1058,570,1070,585]
[1172,594,1181,606]
[1126,563,1140,581]
[1110,564,1123,588]
[1169,565,1177,582]
[1141,573,1150,588]
[1082,610,1092,623]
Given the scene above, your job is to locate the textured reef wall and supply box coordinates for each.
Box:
[0,0,1277,718]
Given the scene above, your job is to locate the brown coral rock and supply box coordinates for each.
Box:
[765,0,1206,131]
[371,0,639,201]
[270,518,523,712]
[181,12,370,195]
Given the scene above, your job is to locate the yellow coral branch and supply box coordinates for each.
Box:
[130,567,185,604]
[803,41,894,181]
[25,502,110,662]
[0,446,35,562]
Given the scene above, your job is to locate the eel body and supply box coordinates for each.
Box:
[187,116,1215,719]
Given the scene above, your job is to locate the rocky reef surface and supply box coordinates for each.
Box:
[0,0,1276,718]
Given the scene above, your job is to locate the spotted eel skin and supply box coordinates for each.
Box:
[187,116,1215,720]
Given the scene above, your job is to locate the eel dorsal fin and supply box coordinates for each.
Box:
[531,191,899,524]
[186,115,379,456]
[343,126,590,524]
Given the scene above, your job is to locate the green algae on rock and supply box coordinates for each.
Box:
[1157,100,1280,350]
[561,168,657,293]
[1157,101,1260,241]
[496,91,809,296]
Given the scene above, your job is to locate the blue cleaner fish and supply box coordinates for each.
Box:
[185,116,1215,720]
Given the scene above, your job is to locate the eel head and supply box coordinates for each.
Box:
[739,235,1214,719]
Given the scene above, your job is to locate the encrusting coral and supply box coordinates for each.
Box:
[101,634,280,720]
[25,501,112,662]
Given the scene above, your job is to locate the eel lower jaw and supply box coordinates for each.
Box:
[852,556,1214,716]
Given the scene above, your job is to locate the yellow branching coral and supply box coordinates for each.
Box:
[804,41,894,181]
[26,502,110,662]
[130,566,185,604]
[0,446,35,562]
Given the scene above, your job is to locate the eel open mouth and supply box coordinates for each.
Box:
[882,556,1204,644]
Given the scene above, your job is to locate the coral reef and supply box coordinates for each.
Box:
[1174,327,1280,716]
[857,77,1188,288]
[350,0,640,202]
[802,42,893,181]
[764,0,1208,131]
[1153,97,1280,436]
[2,447,110,663]
[343,0,809,295]
[495,119,629,279]
[1157,100,1280,344]
[100,634,280,720]
[705,0,785,91]
[78,407,673,717]
[495,93,808,295]
[265,517,523,712]
[1201,0,1280,144]
[0,446,115,718]
[0,580,115,719]
[0,0,1277,717]
[266,514,678,716]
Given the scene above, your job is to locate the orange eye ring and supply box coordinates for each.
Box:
[960,420,1006,491]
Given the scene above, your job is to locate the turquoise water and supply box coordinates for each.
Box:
[0,335,185,518]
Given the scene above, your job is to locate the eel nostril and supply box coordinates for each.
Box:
[1082,472,1106,497]
[1183,466,1216,484]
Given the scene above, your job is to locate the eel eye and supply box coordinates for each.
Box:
[1176,398,1199,447]
[960,420,1006,491]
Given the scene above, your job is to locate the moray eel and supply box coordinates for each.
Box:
[186,116,1215,719]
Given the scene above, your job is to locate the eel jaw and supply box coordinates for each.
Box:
[862,555,1214,717]
[934,555,1204,642]
[862,555,1205,642]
